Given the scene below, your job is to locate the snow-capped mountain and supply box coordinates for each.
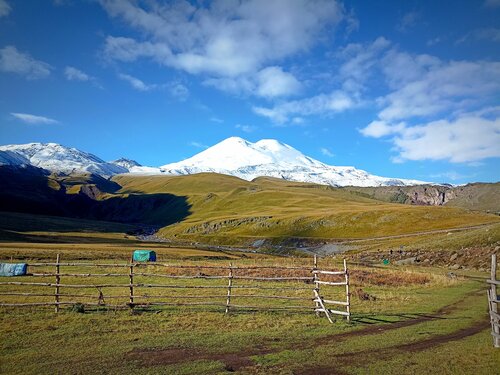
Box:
[0,138,428,187]
[0,143,127,176]
[111,158,141,169]
[111,158,161,175]
[0,150,30,166]
[160,137,426,187]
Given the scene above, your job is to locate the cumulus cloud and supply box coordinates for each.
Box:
[118,73,159,91]
[0,46,52,79]
[255,66,302,98]
[379,57,500,122]
[320,148,334,157]
[64,66,92,81]
[253,90,358,124]
[204,66,301,98]
[360,121,405,138]
[0,0,11,17]
[340,38,500,164]
[391,113,500,163]
[11,112,59,125]
[100,0,344,98]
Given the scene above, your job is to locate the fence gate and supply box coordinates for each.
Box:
[487,254,500,348]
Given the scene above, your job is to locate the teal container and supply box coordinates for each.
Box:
[133,250,157,262]
[0,263,28,276]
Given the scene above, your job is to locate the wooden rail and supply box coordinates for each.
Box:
[0,255,351,323]
[487,254,499,348]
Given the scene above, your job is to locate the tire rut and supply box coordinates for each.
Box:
[126,289,484,372]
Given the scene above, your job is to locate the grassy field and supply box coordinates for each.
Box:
[112,174,500,245]
[0,248,498,374]
[1,173,499,373]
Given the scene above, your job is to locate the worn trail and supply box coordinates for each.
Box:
[126,289,487,372]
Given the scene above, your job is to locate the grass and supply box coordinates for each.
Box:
[0,245,498,374]
[111,174,500,245]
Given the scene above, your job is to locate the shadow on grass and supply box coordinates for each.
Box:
[0,165,192,234]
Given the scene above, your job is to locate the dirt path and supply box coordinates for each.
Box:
[126,289,488,372]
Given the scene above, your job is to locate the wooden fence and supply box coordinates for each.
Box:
[487,254,499,348]
[0,255,350,323]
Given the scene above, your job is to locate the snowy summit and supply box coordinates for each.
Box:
[159,137,426,187]
[0,138,427,187]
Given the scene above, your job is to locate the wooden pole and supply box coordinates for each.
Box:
[225,262,233,314]
[344,259,351,323]
[129,256,134,310]
[55,254,60,313]
[490,254,499,348]
[313,255,320,317]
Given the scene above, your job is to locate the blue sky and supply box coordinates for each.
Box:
[0,0,499,184]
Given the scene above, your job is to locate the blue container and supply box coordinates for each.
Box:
[132,250,157,262]
[0,263,28,276]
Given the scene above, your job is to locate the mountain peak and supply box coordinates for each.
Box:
[112,158,142,169]
[0,138,429,187]
[160,136,427,187]
[0,142,126,176]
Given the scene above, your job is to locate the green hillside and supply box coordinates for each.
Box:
[1,166,498,246]
[112,174,500,244]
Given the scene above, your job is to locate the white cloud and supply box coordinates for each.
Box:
[0,46,52,79]
[378,58,500,122]
[100,0,345,98]
[346,38,500,164]
[392,113,500,163]
[204,66,301,98]
[118,73,159,91]
[64,66,91,81]
[101,0,344,76]
[210,117,224,124]
[11,112,59,125]
[253,90,358,124]
[362,110,500,164]
[320,148,334,157]
[189,141,208,149]
[456,28,500,44]
[235,124,257,133]
[256,66,301,98]
[0,0,11,17]
[339,37,390,85]
[360,120,405,138]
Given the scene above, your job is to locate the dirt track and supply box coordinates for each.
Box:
[126,289,489,373]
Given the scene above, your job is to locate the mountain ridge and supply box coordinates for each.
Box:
[1,137,428,187]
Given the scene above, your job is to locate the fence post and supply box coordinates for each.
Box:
[129,256,134,311]
[225,262,233,314]
[55,253,60,313]
[313,255,320,317]
[490,254,499,348]
[344,259,351,323]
